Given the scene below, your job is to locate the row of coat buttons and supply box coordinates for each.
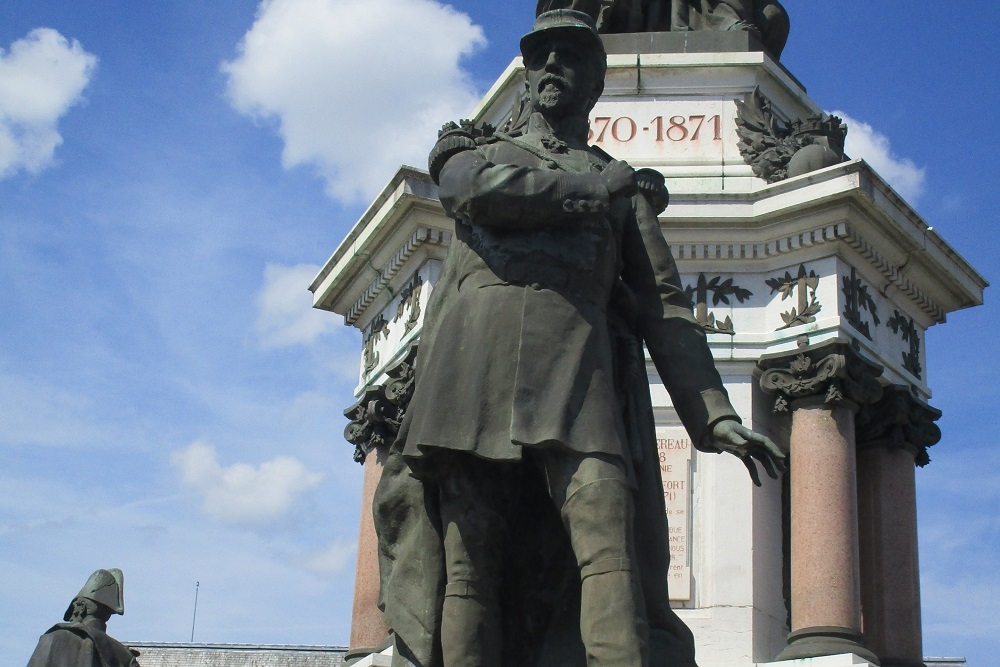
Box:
[563,199,608,213]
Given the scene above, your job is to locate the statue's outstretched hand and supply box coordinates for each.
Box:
[708,420,786,487]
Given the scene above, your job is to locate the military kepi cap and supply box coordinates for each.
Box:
[64,568,125,620]
[520,9,605,63]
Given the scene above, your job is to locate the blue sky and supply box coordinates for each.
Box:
[1,1,997,665]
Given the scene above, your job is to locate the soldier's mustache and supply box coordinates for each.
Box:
[538,74,570,92]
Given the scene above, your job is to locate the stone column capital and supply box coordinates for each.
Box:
[757,340,884,414]
[856,385,942,467]
[344,345,418,464]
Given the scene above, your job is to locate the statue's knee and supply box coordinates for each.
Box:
[444,581,494,600]
[580,555,633,580]
[562,478,634,571]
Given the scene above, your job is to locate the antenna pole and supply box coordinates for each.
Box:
[190,581,200,643]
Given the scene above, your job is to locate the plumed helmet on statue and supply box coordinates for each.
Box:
[64,568,125,621]
[520,7,606,65]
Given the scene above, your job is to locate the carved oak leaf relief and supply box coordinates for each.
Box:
[735,87,848,183]
[683,274,753,335]
[887,309,922,379]
[735,87,796,183]
[394,274,424,333]
[766,264,821,330]
[362,314,390,375]
[841,267,880,340]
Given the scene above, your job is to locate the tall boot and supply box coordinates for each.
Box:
[579,569,646,666]
[440,584,502,667]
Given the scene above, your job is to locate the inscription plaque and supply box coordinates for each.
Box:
[657,426,694,602]
[588,100,735,163]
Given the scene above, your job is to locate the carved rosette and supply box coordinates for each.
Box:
[758,341,883,414]
[343,345,418,464]
[856,386,941,467]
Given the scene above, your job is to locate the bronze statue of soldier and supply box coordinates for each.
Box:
[373,8,785,667]
[27,569,140,667]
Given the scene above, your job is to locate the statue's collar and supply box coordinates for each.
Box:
[526,112,590,149]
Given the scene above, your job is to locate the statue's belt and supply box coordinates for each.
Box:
[493,260,610,307]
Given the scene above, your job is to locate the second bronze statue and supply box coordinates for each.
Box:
[536,0,790,58]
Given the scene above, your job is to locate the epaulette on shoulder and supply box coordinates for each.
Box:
[428,120,496,185]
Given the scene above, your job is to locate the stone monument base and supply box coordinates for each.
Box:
[761,652,879,667]
[775,627,881,665]
[348,645,393,667]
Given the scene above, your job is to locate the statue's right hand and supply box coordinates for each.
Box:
[603,160,638,199]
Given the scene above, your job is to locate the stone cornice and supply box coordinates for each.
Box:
[665,160,986,323]
[344,226,450,327]
[310,166,443,315]
[757,340,884,414]
[856,385,942,467]
[313,155,983,337]
[669,219,945,324]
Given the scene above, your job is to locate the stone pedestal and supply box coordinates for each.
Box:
[856,387,941,667]
[310,38,986,667]
[759,342,882,664]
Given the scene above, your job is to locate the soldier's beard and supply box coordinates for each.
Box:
[536,75,572,114]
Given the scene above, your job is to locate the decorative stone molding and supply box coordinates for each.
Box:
[684,273,753,334]
[839,224,945,324]
[344,346,418,464]
[346,227,451,326]
[856,386,941,467]
[758,341,884,413]
[671,223,847,263]
[342,219,948,331]
[667,221,947,325]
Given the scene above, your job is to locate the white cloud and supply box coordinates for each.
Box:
[0,28,97,178]
[222,0,485,202]
[172,441,323,525]
[256,262,339,348]
[305,539,357,573]
[831,110,926,202]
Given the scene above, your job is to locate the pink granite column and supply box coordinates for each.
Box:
[759,341,882,664]
[342,346,418,662]
[856,387,941,667]
[347,443,391,661]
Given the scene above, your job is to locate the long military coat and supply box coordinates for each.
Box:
[27,623,139,667]
[400,113,736,467]
[376,113,740,666]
